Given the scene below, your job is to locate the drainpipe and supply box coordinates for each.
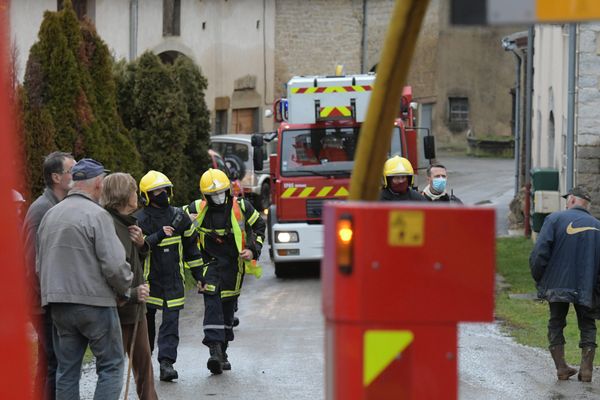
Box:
[566,23,577,190]
[511,51,522,195]
[361,0,368,73]
[524,26,534,238]
[129,0,138,61]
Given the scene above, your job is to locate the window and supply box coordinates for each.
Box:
[449,97,469,122]
[215,110,228,135]
[163,0,181,37]
[448,97,469,131]
[57,0,94,20]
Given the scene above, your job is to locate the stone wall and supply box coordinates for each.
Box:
[577,23,600,217]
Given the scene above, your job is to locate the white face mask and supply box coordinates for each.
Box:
[211,192,226,205]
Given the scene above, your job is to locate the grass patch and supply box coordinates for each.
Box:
[496,237,582,364]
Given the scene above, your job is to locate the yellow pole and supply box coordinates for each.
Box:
[350,0,430,201]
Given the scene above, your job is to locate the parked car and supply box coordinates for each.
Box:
[210,133,276,211]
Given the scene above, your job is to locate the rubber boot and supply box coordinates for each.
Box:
[578,347,595,382]
[549,345,577,380]
[159,360,178,382]
[222,342,231,371]
[207,343,224,375]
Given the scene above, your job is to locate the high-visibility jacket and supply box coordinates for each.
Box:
[185,197,266,298]
[135,205,204,310]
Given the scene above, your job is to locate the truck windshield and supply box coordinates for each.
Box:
[280,126,402,177]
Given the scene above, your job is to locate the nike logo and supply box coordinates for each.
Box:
[566,222,600,235]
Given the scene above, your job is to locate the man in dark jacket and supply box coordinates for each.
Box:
[530,185,600,382]
[421,164,462,203]
[379,156,426,201]
[186,168,266,375]
[136,170,204,382]
[23,151,75,400]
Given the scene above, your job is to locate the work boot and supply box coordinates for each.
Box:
[549,345,577,380]
[221,342,231,371]
[233,317,240,327]
[578,347,595,382]
[159,359,178,382]
[207,343,224,374]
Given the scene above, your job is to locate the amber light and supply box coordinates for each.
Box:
[336,215,353,275]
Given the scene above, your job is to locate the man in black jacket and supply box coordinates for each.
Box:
[136,170,204,382]
[530,185,600,382]
[421,164,462,203]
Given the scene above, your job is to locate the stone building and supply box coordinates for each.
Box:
[532,23,600,216]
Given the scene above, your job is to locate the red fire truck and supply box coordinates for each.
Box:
[251,73,434,277]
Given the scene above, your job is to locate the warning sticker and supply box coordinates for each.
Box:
[388,211,424,246]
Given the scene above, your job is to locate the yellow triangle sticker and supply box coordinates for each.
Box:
[334,186,349,197]
[363,330,414,387]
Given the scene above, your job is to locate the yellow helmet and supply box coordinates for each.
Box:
[200,168,231,195]
[139,170,173,205]
[383,156,414,187]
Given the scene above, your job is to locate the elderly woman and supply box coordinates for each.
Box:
[101,173,158,400]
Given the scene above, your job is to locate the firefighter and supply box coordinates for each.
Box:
[136,170,204,382]
[185,168,265,374]
[380,155,427,201]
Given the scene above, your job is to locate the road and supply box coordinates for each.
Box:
[80,155,600,399]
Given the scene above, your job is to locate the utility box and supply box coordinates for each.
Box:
[533,190,560,213]
[530,168,559,233]
[322,202,495,400]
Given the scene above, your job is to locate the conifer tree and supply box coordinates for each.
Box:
[129,51,190,204]
[171,56,211,202]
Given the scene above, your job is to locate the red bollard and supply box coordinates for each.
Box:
[323,202,495,399]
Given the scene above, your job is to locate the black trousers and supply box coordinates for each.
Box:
[202,294,236,346]
[548,302,597,348]
[146,307,180,363]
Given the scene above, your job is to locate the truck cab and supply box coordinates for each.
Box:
[253,73,430,277]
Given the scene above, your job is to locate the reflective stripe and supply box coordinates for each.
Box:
[159,236,182,246]
[205,284,217,292]
[224,325,233,330]
[183,225,195,237]
[256,236,263,244]
[199,227,227,235]
[186,259,204,268]
[204,324,225,330]
[147,296,163,307]
[247,211,260,225]
[143,252,151,282]
[167,297,185,308]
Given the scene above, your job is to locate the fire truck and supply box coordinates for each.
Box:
[251,73,433,277]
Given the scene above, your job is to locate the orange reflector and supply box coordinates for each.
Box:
[337,215,353,274]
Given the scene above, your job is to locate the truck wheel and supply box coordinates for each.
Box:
[257,182,270,211]
[274,262,286,278]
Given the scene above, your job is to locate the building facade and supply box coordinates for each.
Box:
[11,0,519,153]
[532,23,600,216]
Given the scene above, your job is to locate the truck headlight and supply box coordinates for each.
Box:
[275,231,299,243]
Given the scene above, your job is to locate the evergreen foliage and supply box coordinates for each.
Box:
[128,51,190,205]
[21,0,142,197]
[114,52,211,205]
[171,56,211,202]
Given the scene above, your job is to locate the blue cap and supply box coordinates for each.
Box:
[72,158,110,181]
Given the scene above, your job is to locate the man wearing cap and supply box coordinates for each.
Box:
[37,158,133,399]
[530,185,600,383]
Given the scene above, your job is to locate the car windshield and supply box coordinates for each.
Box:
[280,126,402,177]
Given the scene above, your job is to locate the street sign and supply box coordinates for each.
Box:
[452,0,600,25]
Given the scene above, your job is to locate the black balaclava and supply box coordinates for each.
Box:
[149,190,170,208]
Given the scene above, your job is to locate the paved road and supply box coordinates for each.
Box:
[79,155,600,399]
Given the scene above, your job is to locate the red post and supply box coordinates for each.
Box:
[323,203,495,399]
[0,1,36,399]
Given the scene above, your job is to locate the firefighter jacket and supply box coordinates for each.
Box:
[135,205,204,310]
[185,197,266,299]
[530,206,600,308]
[380,187,427,201]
